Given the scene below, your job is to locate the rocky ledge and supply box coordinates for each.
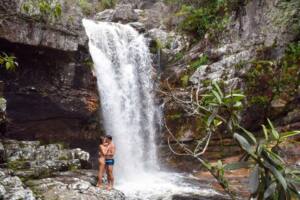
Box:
[0,139,125,200]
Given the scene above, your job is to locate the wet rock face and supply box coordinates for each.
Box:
[0,37,101,143]
[0,0,102,145]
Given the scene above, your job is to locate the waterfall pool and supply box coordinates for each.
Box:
[115,171,225,200]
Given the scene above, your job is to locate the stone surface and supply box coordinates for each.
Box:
[112,4,139,23]
[0,169,36,200]
[1,139,90,180]
[95,9,115,21]
[26,174,125,200]
[0,36,101,144]
[0,139,125,200]
[0,0,87,51]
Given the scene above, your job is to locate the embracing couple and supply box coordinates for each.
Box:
[97,135,115,190]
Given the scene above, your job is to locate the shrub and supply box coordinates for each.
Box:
[21,0,62,23]
[0,52,18,71]
[166,81,300,199]
[190,54,209,69]
[173,0,246,40]
[99,0,117,10]
[79,0,93,15]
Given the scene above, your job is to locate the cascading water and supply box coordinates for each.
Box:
[83,19,223,200]
[82,19,159,182]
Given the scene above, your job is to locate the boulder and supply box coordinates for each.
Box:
[95,9,115,21]
[0,170,36,200]
[26,172,125,200]
[112,4,139,23]
[1,139,91,179]
[128,22,146,32]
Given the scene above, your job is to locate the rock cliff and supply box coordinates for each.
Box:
[0,0,102,146]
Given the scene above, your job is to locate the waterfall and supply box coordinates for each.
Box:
[83,19,221,200]
[83,19,160,181]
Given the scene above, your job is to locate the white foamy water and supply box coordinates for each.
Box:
[83,19,220,199]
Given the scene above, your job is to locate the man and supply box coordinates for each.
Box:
[105,135,115,190]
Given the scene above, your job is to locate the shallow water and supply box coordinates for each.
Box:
[115,171,224,200]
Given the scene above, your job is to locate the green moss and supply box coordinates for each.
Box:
[168,113,182,120]
[68,164,79,171]
[58,156,68,160]
[249,95,270,106]
[7,160,27,170]
[79,0,94,16]
[99,0,117,10]
[180,74,189,87]
[174,52,184,62]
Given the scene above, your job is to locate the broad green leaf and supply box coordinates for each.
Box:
[288,182,300,198]
[264,161,287,190]
[234,133,254,154]
[5,62,11,70]
[261,149,283,169]
[213,119,223,127]
[280,131,300,140]
[267,119,279,140]
[264,148,285,164]
[207,112,216,127]
[240,126,257,144]
[263,182,276,199]
[224,93,245,101]
[212,81,224,98]
[249,165,260,194]
[262,125,269,141]
[224,162,251,171]
[233,101,242,108]
[212,90,222,104]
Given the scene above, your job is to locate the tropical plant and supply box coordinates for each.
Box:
[99,0,117,10]
[164,80,300,199]
[21,0,62,23]
[0,52,18,71]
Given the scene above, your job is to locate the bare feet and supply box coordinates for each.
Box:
[106,185,112,191]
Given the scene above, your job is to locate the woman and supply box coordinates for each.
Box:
[97,137,108,188]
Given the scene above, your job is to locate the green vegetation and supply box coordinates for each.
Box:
[0,52,18,71]
[174,52,184,62]
[99,0,117,10]
[180,74,189,87]
[190,54,209,69]
[79,0,94,15]
[22,0,62,23]
[168,0,245,40]
[7,160,27,170]
[244,42,300,109]
[167,81,300,199]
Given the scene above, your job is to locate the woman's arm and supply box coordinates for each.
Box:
[100,145,109,156]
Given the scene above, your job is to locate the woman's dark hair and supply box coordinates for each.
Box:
[99,136,105,144]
